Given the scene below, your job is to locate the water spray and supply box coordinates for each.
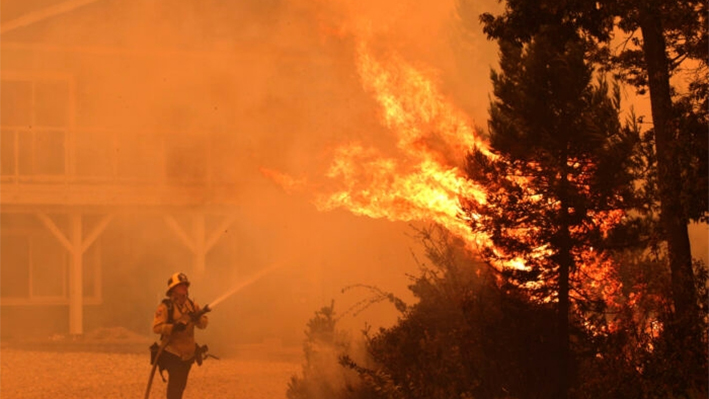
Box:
[207,262,283,308]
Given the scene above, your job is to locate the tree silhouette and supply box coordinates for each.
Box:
[476,1,708,394]
[464,25,638,399]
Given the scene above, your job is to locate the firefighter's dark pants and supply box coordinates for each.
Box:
[161,351,193,399]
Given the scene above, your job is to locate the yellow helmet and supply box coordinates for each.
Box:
[166,272,190,295]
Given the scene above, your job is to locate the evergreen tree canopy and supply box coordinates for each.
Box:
[469,0,708,394]
[464,24,638,399]
[466,26,637,302]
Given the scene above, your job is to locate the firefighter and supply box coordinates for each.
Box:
[152,272,209,399]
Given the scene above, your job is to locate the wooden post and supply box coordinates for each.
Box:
[69,212,82,336]
[36,212,112,336]
[164,212,235,281]
[193,213,206,278]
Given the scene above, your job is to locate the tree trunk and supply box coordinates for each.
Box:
[557,230,570,399]
[556,172,572,399]
[638,3,702,391]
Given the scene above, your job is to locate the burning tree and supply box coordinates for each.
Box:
[464,26,639,399]
[476,0,708,395]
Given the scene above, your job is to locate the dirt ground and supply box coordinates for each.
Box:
[0,339,303,399]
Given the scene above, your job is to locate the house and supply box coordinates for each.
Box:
[0,0,342,341]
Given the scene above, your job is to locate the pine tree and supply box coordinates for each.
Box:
[475,1,708,394]
[464,26,638,399]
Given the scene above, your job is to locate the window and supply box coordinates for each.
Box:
[1,227,67,302]
[29,231,68,298]
[0,234,30,298]
[0,214,102,305]
[0,74,72,179]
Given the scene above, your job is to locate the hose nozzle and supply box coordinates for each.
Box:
[189,304,211,323]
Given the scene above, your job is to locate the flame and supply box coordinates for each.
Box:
[260,167,308,195]
[263,36,624,296]
[258,24,639,338]
[260,38,552,267]
[353,40,492,161]
[299,39,495,251]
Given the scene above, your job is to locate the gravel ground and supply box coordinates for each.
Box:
[1,346,302,399]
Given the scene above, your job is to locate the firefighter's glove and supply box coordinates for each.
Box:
[189,304,211,323]
[172,321,187,333]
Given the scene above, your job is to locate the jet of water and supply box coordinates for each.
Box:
[208,262,283,309]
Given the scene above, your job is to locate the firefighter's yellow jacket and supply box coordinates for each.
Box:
[152,298,208,361]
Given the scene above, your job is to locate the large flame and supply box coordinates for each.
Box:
[262,35,625,309]
[308,39,494,250]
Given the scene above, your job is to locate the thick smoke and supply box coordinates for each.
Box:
[0,0,501,352]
